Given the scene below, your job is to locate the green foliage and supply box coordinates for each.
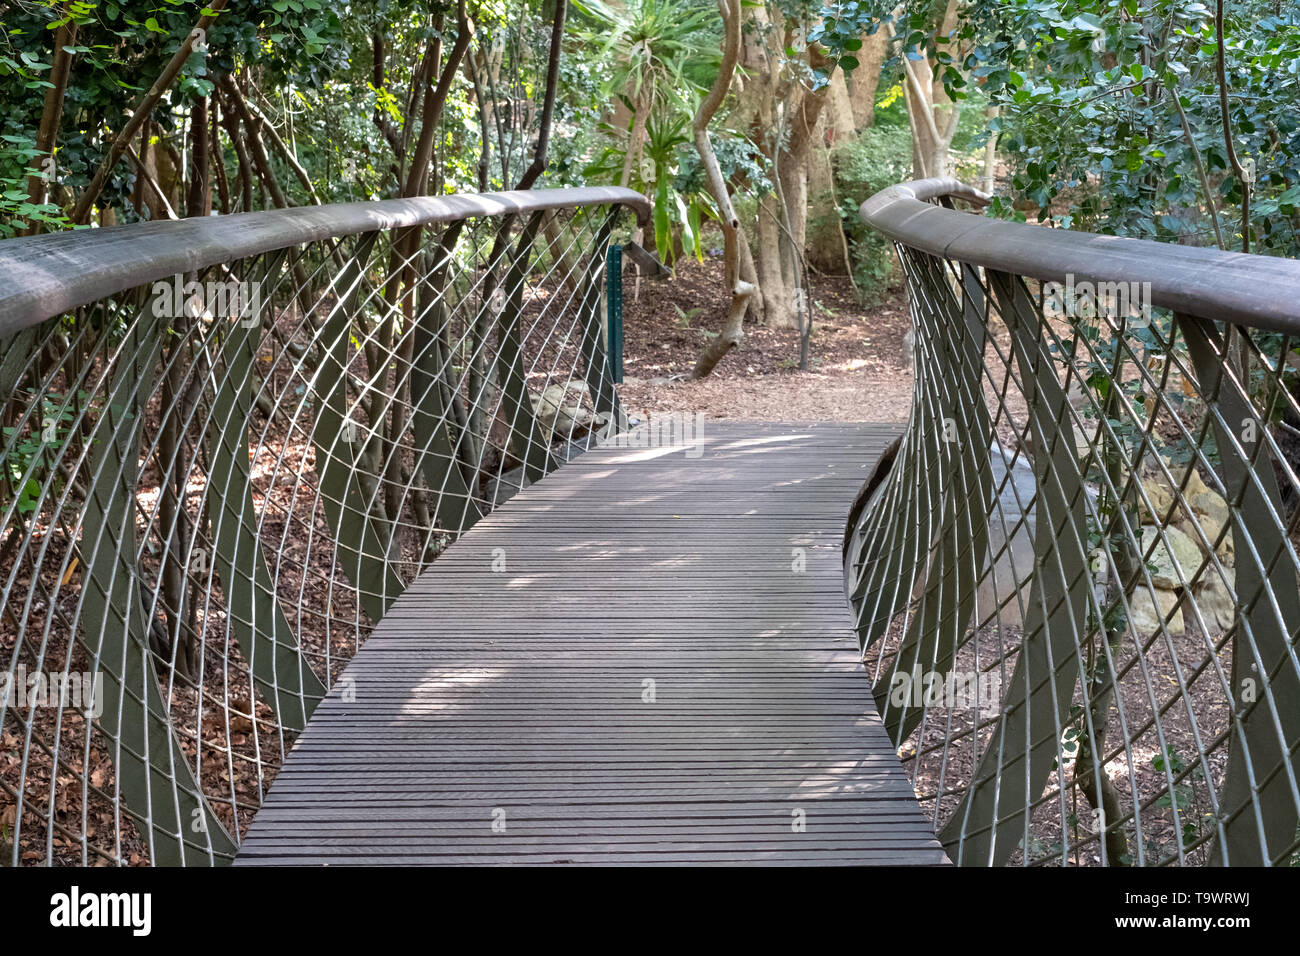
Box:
[810,1,1300,258]
[0,135,68,236]
[570,0,724,262]
[959,0,1300,254]
[828,122,912,303]
[0,0,351,228]
[2,389,88,516]
[571,0,718,103]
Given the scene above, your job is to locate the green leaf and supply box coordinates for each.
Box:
[653,177,671,265]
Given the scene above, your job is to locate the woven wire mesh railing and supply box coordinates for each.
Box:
[0,186,647,866]
[849,178,1300,866]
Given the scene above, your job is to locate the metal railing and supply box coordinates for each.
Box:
[0,186,648,865]
[850,178,1300,866]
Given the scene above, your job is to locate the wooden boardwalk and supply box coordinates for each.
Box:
[237,421,949,865]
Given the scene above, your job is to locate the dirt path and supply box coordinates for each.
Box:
[615,255,914,424]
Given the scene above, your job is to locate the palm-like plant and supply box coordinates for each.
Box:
[573,0,717,110]
[572,0,719,261]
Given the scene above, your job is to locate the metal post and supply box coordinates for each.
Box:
[607,244,623,384]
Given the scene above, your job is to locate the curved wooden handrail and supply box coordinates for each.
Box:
[0,186,651,335]
[862,178,1300,334]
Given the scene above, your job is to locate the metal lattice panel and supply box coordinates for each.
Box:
[851,179,1300,866]
[0,188,647,865]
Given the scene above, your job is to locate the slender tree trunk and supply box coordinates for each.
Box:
[980,105,998,194]
[690,0,754,379]
[186,96,211,217]
[245,89,321,204]
[403,0,470,199]
[514,0,565,192]
[219,75,290,209]
[211,100,231,213]
[619,96,648,190]
[219,106,256,212]
[127,143,178,219]
[740,7,831,330]
[24,18,76,230]
[897,0,963,180]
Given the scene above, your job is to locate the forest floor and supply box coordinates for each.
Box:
[615,254,915,423]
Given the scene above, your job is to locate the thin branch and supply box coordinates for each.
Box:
[691,0,754,379]
[403,0,470,198]
[1172,89,1226,250]
[1215,0,1250,252]
[514,0,567,190]
[70,0,228,223]
[125,143,178,220]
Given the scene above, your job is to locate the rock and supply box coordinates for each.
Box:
[1139,480,1177,523]
[1136,458,1215,520]
[975,442,1039,627]
[1132,457,1235,566]
[1129,586,1185,636]
[1139,524,1203,589]
[1182,465,1212,500]
[1186,490,1233,565]
[532,383,590,438]
[555,404,593,436]
[1191,567,1237,633]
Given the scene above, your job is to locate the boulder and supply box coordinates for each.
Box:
[555,404,594,436]
[532,383,592,438]
[1191,567,1237,634]
[1139,525,1203,589]
[1138,479,1177,524]
[1186,489,1233,566]
[1129,587,1185,636]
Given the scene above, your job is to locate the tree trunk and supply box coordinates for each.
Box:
[219,75,290,209]
[898,0,963,180]
[806,72,858,274]
[690,0,753,379]
[24,18,76,230]
[739,7,832,330]
[619,95,647,189]
[847,31,888,129]
[211,99,231,213]
[981,105,998,194]
[186,96,211,217]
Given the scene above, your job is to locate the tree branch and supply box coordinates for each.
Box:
[691,0,754,379]
[514,0,567,190]
[70,0,228,223]
[1215,0,1250,252]
[403,0,470,198]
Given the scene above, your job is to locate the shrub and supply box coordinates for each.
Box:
[829,123,913,304]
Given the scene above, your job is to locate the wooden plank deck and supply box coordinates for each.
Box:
[236,421,950,865]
